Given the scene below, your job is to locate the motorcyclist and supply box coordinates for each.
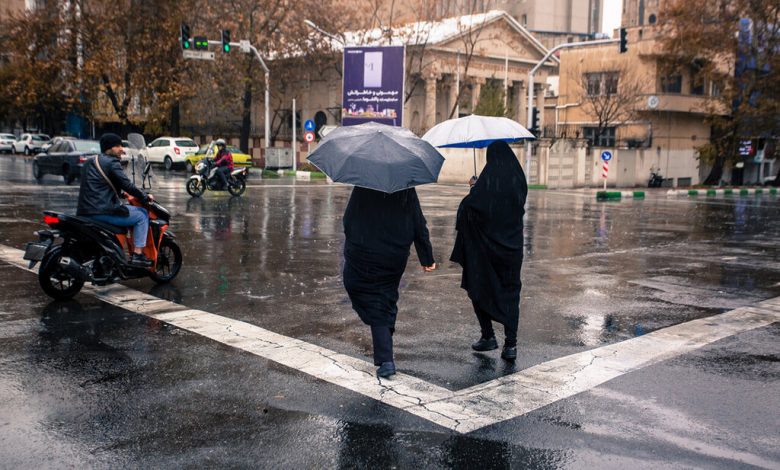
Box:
[213,139,233,189]
[76,133,155,267]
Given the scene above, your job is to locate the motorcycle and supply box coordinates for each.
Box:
[186,158,248,197]
[648,169,665,188]
[22,195,182,300]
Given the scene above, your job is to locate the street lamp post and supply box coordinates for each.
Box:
[208,39,271,150]
[304,19,345,46]
[525,38,619,182]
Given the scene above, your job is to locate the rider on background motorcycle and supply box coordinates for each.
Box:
[76,133,155,267]
[213,139,233,189]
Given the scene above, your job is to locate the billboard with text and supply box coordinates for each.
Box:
[342,46,405,127]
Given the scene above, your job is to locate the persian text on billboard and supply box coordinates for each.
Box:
[342,46,405,127]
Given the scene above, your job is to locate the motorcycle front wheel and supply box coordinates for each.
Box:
[186,178,205,197]
[38,246,85,300]
[149,238,182,283]
[228,179,246,197]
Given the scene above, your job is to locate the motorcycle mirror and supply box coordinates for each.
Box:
[127,133,146,150]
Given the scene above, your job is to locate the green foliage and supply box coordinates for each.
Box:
[473,81,509,117]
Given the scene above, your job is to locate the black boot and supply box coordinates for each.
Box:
[471,336,498,352]
[130,253,153,267]
[376,361,396,378]
[501,345,517,361]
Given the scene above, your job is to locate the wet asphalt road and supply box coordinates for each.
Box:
[0,154,778,469]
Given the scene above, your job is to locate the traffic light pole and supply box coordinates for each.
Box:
[208,39,271,150]
[525,38,618,182]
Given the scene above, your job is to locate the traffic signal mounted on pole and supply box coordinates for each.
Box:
[619,27,628,53]
[531,107,540,134]
[194,36,208,51]
[180,23,191,50]
[221,30,231,53]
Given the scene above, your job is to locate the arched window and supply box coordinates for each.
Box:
[648,14,657,24]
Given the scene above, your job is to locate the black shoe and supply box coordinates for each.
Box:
[471,336,498,352]
[376,361,396,378]
[130,253,153,267]
[501,345,517,361]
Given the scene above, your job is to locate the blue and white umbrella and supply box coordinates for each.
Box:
[422,115,535,175]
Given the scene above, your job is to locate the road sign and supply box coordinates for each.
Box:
[239,40,251,53]
[304,131,315,143]
[601,151,613,162]
[183,50,215,61]
[304,120,315,132]
[319,125,337,138]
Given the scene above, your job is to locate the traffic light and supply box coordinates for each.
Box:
[194,36,208,51]
[180,23,191,50]
[619,27,628,53]
[531,107,540,134]
[221,29,231,53]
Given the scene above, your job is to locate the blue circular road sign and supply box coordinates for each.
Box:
[601,151,613,162]
[304,120,315,132]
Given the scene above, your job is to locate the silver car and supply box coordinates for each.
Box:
[0,134,16,154]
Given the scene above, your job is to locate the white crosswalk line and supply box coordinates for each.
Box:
[1,244,778,433]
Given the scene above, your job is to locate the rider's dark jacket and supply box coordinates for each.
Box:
[77,153,148,216]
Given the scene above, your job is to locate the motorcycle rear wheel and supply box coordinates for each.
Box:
[38,246,85,300]
[228,179,246,197]
[186,178,205,197]
[149,238,182,283]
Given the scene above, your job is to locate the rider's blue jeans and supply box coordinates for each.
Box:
[88,206,149,248]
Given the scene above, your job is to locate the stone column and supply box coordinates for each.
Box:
[514,80,526,124]
[448,75,459,119]
[424,75,438,131]
[470,77,485,113]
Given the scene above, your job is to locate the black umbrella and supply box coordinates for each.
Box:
[307,122,445,194]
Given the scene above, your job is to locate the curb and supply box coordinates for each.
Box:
[596,190,645,201]
[667,187,778,197]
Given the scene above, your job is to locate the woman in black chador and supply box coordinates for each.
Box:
[343,187,436,378]
[450,141,527,361]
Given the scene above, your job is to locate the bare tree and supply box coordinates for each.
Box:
[571,63,644,145]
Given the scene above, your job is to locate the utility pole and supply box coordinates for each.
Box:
[191,38,271,151]
[525,38,618,182]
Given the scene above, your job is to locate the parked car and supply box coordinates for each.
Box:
[42,136,76,152]
[141,136,199,170]
[184,142,253,173]
[32,138,100,184]
[13,133,51,155]
[0,134,16,154]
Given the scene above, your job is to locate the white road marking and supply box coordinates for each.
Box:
[1,245,778,434]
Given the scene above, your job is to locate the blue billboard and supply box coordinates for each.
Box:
[342,46,405,127]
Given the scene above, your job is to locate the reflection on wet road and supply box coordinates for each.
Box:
[0,155,778,467]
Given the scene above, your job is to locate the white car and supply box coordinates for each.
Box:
[0,134,16,153]
[142,136,199,170]
[13,133,51,155]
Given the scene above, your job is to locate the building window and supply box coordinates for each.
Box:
[583,127,616,147]
[586,72,619,96]
[521,14,527,26]
[691,76,705,95]
[661,75,682,93]
[648,14,657,24]
[710,81,721,97]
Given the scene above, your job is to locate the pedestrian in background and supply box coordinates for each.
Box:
[343,187,436,378]
[450,140,527,361]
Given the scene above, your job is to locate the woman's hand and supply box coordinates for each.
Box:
[469,176,478,186]
[422,263,436,272]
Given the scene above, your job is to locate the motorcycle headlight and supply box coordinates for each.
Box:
[195,162,205,172]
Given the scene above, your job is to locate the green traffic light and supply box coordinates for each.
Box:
[183,41,190,49]
[223,44,230,52]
